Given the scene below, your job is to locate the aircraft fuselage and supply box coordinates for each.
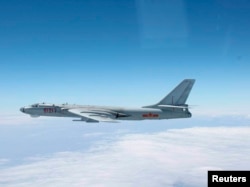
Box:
[20,79,195,123]
[20,104,191,121]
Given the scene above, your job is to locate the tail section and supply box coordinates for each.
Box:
[157,79,195,105]
[143,79,195,108]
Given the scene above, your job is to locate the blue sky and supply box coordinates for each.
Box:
[0,0,250,115]
[0,1,250,186]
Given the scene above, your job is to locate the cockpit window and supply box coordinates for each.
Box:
[38,103,53,107]
[31,103,53,107]
[31,103,39,107]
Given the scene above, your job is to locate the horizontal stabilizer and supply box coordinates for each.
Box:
[157,105,189,109]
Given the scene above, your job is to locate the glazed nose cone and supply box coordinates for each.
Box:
[20,107,25,113]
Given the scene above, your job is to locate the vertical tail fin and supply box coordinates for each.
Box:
[157,79,195,105]
[143,79,195,108]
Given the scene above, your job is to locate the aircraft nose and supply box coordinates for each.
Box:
[20,107,25,113]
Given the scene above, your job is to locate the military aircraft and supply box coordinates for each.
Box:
[20,79,195,123]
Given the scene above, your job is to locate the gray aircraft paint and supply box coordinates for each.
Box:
[20,79,195,123]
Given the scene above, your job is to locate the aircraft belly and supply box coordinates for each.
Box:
[119,110,189,121]
[119,110,163,120]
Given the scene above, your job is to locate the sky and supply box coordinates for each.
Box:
[0,0,250,186]
[0,0,250,114]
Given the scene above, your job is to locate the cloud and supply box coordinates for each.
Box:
[192,105,250,118]
[82,132,106,138]
[0,126,250,187]
[0,115,69,125]
[0,159,9,166]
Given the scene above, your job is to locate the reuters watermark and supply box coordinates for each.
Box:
[208,171,250,187]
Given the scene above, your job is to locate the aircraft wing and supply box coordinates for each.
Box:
[68,109,119,123]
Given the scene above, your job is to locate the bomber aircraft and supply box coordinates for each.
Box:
[20,79,195,123]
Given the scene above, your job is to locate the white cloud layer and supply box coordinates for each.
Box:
[0,115,62,125]
[0,126,250,187]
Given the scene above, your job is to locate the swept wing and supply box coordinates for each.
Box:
[68,108,120,123]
